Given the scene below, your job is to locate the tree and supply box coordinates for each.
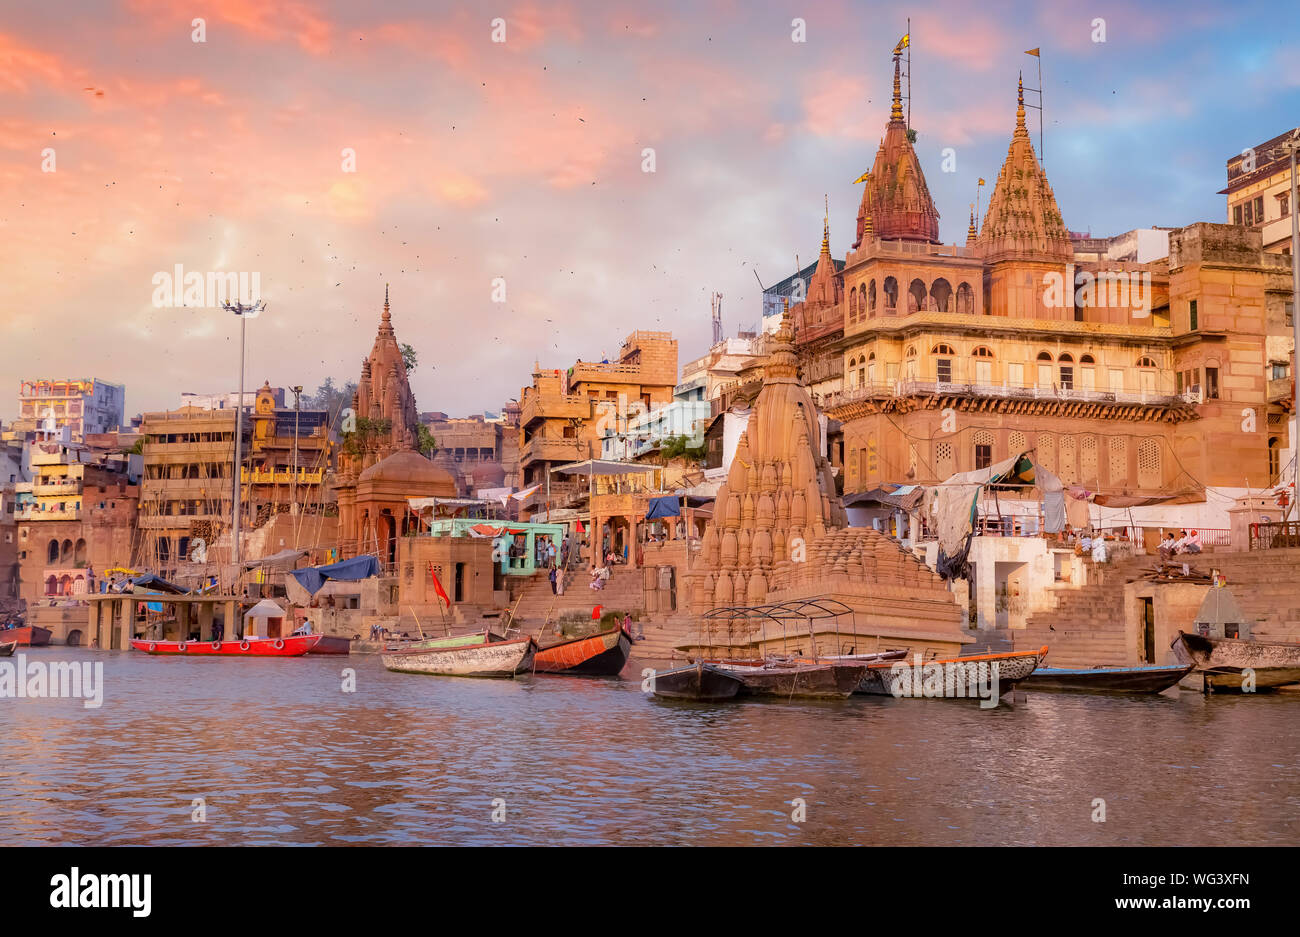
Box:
[400,343,418,373]
[127,438,144,455]
[416,424,437,456]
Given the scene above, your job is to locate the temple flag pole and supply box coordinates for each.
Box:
[1025,48,1044,165]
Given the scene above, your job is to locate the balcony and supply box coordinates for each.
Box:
[520,394,591,429]
[242,468,326,485]
[820,379,1192,411]
[32,480,82,496]
[16,507,81,521]
[520,435,590,466]
[137,512,226,530]
[1268,376,1293,403]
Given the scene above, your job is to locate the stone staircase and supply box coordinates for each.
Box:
[1010,548,1300,667]
[508,567,645,629]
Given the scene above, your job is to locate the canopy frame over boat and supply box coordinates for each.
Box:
[695,597,868,660]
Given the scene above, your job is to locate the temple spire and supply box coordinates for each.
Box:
[966,204,977,245]
[382,283,391,324]
[890,53,904,123]
[1016,71,1027,134]
[821,194,830,254]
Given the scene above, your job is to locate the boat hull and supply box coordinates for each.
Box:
[1024,664,1192,694]
[130,634,323,657]
[305,634,352,655]
[534,628,632,676]
[712,660,867,699]
[381,636,535,678]
[0,641,15,657]
[1172,631,1300,692]
[858,647,1046,697]
[651,661,742,701]
[0,626,52,647]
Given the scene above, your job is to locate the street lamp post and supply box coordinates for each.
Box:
[222,301,265,586]
[291,385,303,513]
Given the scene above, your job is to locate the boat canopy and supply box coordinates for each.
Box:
[243,598,287,621]
[290,555,381,597]
[932,451,1066,580]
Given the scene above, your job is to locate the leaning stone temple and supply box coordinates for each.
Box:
[335,288,456,562]
[685,313,965,656]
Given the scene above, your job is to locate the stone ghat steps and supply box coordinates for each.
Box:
[628,617,695,665]
[509,568,645,624]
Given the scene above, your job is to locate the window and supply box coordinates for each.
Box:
[1036,351,1053,361]
[1008,363,1025,386]
[936,358,952,383]
[1272,362,1289,380]
[1189,299,1198,331]
[1280,193,1290,217]
[975,444,992,469]
[1254,195,1264,222]
[1059,365,1074,390]
[1234,204,1243,226]
[1243,201,1253,226]
[1205,367,1219,399]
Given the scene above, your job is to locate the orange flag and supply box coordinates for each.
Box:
[429,563,450,607]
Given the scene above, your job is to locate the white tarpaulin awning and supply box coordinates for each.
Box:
[551,459,659,476]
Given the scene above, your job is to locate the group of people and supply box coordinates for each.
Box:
[1158,529,1202,560]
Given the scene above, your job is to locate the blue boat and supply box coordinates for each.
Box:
[1023,663,1192,694]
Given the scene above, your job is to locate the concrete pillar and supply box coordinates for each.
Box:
[177,602,192,642]
[199,602,215,641]
[627,515,638,568]
[224,600,238,640]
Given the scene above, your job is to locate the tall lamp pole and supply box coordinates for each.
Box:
[291,384,303,512]
[222,301,264,584]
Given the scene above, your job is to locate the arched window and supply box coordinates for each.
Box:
[1136,356,1156,367]
[1058,353,1075,390]
[60,539,72,564]
[47,539,59,563]
[972,347,994,357]
[1080,354,1095,364]
[905,345,918,380]
[866,352,876,384]
[45,575,58,596]
[1270,436,1282,480]
[956,281,974,315]
[868,280,877,317]
[883,277,898,313]
[1058,353,1074,362]
[908,278,927,314]
[972,347,994,384]
[849,288,858,322]
[931,278,952,313]
[932,344,956,355]
[1037,351,1054,361]
[74,538,87,565]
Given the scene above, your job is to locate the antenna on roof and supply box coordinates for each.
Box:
[711,292,724,344]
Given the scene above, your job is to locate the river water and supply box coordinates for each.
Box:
[1,649,1296,846]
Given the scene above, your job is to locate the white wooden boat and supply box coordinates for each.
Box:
[380,634,536,678]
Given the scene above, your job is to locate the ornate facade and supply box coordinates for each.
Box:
[790,54,1293,506]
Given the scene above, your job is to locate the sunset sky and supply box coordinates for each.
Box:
[3,0,1297,422]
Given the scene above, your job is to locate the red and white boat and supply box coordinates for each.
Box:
[130,634,323,657]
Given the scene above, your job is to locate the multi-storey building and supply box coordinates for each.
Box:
[518,331,679,503]
[16,379,125,442]
[420,410,519,494]
[13,435,138,606]
[1221,129,1298,254]
[788,56,1292,525]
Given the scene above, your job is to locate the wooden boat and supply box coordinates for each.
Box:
[381,635,536,678]
[651,660,743,701]
[1023,663,1193,694]
[534,627,632,676]
[1171,631,1300,693]
[795,649,909,665]
[857,646,1047,697]
[393,631,506,652]
[130,634,323,657]
[303,634,351,655]
[710,658,868,699]
[0,641,15,657]
[0,625,52,647]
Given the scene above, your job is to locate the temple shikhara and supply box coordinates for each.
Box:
[335,288,456,563]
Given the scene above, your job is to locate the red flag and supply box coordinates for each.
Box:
[575,520,586,534]
[592,604,603,620]
[429,563,450,607]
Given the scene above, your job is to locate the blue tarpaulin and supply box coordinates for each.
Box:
[290,555,381,596]
[645,495,681,519]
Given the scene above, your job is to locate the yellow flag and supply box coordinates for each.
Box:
[978,178,986,186]
[893,34,909,54]
[1025,47,1040,56]
[853,170,871,184]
